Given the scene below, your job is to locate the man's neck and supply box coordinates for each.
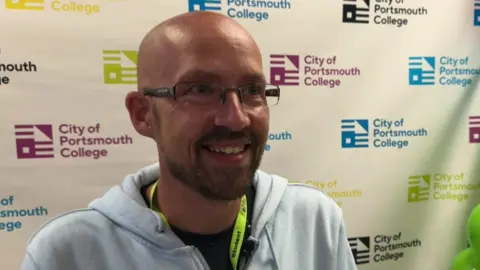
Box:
[150,175,242,235]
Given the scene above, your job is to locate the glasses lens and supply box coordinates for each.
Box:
[175,83,221,104]
[265,86,280,106]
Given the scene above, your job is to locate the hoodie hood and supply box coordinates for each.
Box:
[88,163,288,249]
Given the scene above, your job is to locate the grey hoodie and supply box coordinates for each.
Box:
[21,163,357,270]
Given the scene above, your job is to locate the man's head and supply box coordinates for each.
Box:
[126,11,277,201]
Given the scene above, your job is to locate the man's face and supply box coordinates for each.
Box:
[150,34,269,201]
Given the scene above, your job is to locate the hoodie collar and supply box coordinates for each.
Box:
[89,163,287,248]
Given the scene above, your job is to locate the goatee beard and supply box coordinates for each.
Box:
[165,144,263,201]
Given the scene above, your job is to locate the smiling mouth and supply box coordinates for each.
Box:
[202,145,250,155]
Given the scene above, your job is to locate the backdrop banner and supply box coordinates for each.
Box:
[1,0,479,269]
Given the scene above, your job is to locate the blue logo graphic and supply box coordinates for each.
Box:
[408,56,478,87]
[341,119,369,148]
[408,56,435,85]
[187,0,292,22]
[0,195,49,233]
[475,0,480,26]
[341,118,428,149]
[264,131,292,152]
[188,0,222,12]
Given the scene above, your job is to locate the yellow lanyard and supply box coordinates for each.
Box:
[148,180,248,270]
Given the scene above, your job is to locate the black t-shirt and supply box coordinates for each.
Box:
[142,184,255,270]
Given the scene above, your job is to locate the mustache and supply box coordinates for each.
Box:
[196,126,257,146]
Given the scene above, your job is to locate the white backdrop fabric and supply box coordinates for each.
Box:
[1,0,479,269]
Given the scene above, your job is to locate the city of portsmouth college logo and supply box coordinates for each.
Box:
[407,172,478,203]
[103,50,137,85]
[469,116,480,143]
[288,179,363,208]
[269,54,361,88]
[407,174,430,202]
[341,0,428,28]
[340,118,428,149]
[5,0,103,15]
[341,119,369,148]
[6,0,44,10]
[475,0,480,26]
[0,51,38,86]
[408,56,479,88]
[187,0,292,22]
[0,195,49,233]
[348,236,370,264]
[348,233,421,265]
[408,56,435,85]
[14,124,55,159]
[13,123,134,160]
[188,0,221,12]
[264,131,293,152]
[270,54,300,86]
[342,0,369,24]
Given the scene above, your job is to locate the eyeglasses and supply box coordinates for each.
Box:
[143,82,280,107]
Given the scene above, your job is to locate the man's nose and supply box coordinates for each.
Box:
[214,90,250,131]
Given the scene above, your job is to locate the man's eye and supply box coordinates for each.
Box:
[244,84,264,94]
[190,84,213,94]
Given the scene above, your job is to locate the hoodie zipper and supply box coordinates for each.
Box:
[193,247,211,270]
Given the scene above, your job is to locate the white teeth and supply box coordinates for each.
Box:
[208,146,245,154]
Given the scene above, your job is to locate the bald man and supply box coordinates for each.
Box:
[21,11,356,270]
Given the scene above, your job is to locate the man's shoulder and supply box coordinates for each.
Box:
[285,182,341,211]
[26,208,111,250]
[271,177,346,246]
[266,173,343,224]
[263,172,339,209]
[22,208,138,270]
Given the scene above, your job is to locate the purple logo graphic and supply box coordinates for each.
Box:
[269,54,300,86]
[469,116,480,143]
[14,124,54,159]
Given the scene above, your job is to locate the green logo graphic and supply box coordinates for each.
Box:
[5,0,45,11]
[408,175,431,203]
[103,50,138,85]
[288,179,362,208]
[407,172,477,203]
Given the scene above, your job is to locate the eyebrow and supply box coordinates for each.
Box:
[177,70,265,84]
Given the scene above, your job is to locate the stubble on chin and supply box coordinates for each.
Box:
[200,166,254,200]
[163,137,264,201]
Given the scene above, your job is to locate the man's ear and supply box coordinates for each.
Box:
[125,91,154,138]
